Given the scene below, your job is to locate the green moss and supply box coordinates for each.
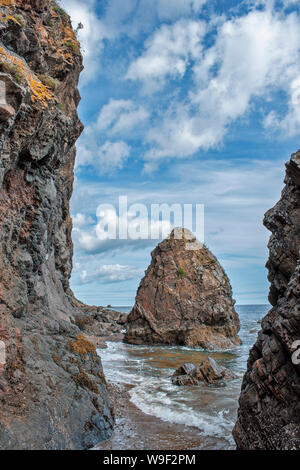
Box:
[37,74,57,91]
[178,267,185,278]
[0,60,25,84]
[13,15,25,27]
[64,40,79,53]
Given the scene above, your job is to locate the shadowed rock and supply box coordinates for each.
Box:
[233,150,300,450]
[125,228,240,349]
[172,358,232,386]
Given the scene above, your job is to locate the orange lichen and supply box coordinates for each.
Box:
[72,370,99,393]
[1,0,15,6]
[29,78,53,103]
[5,15,22,26]
[52,351,61,365]
[69,334,96,360]
[0,46,54,107]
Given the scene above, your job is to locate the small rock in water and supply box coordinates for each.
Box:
[171,358,232,386]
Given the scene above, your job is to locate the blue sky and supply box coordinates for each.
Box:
[60,0,300,306]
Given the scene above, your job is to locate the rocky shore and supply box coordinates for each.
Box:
[72,303,127,348]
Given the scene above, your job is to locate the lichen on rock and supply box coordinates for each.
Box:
[124,228,241,350]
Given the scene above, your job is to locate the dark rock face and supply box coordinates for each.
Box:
[172,359,232,386]
[233,150,300,450]
[0,1,114,449]
[125,228,240,349]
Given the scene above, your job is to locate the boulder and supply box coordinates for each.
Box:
[125,228,240,349]
[172,358,232,386]
[233,150,300,450]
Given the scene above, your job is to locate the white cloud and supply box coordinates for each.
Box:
[264,76,300,135]
[126,19,206,92]
[156,0,207,19]
[70,155,286,304]
[76,140,130,174]
[73,203,172,255]
[60,0,106,84]
[281,0,299,6]
[76,98,149,172]
[80,264,144,284]
[95,99,149,135]
[72,155,285,260]
[72,213,94,228]
[97,141,130,172]
[95,0,208,39]
[124,7,300,165]
[61,0,209,86]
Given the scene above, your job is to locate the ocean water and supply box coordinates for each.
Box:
[99,304,269,448]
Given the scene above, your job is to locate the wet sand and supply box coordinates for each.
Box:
[96,382,231,451]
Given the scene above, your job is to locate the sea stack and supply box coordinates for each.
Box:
[233,150,300,450]
[0,1,113,449]
[124,228,240,349]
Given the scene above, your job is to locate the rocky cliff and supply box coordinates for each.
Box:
[233,150,300,449]
[0,0,114,449]
[125,228,240,349]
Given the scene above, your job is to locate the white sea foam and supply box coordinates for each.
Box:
[98,306,269,446]
[129,382,234,442]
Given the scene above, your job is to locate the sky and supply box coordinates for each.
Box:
[60,0,300,306]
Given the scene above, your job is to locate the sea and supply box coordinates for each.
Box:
[98,304,269,449]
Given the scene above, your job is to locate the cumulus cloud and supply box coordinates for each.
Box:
[72,213,94,228]
[157,0,207,18]
[124,6,300,166]
[75,98,150,172]
[94,0,208,39]
[80,264,144,284]
[61,0,209,86]
[60,0,106,84]
[96,141,130,172]
[73,202,172,255]
[71,154,286,303]
[264,76,300,135]
[76,140,130,174]
[63,1,300,171]
[72,155,285,260]
[95,99,149,135]
[126,19,206,92]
